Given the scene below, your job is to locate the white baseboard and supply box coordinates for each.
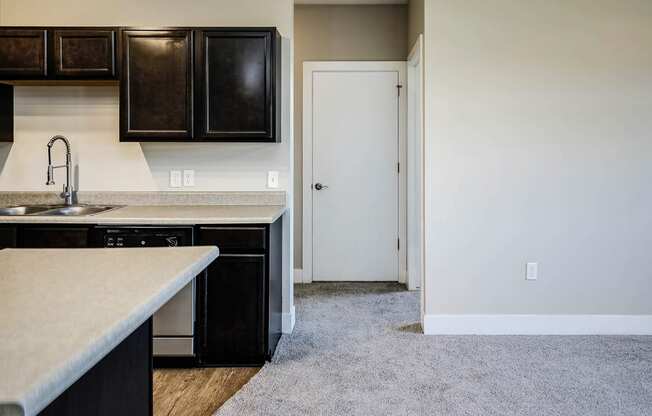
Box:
[423,314,652,335]
[282,306,296,334]
[293,268,304,284]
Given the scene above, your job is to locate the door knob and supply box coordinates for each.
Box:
[314,183,329,191]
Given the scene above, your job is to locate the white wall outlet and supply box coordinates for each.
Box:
[183,170,195,187]
[170,170,182,188]
[267,171,279,189]
[526,262,538,280]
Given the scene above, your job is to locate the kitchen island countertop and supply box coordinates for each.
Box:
[0,246,219,416]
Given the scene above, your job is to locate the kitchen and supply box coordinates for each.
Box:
[0,2,295,414]
[3,1,652,415]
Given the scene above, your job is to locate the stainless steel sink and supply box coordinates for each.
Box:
[0,205,119,217]
[0,205,62,216]
[34,205,120,216]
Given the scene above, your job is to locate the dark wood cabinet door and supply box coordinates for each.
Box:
[199,254,266,366]
[195,29,280,142]
[53,29,116,78]
[120,29,193,141]
[0,226,17,249]
[19,226,89,248]
[0,29,47,78]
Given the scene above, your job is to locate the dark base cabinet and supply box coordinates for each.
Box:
[197,218,283,366]
[3,220,283,368]
[267,218,283,360]
[0,225,17,249]
[198,254,266,365]
[19,226,90,248]
[39,319,152,416]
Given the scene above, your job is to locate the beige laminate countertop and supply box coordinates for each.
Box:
[0,247,219,416]
[0,205,286,225]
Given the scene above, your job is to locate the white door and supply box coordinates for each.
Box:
[311,68,400,281]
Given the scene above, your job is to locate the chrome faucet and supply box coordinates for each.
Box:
[46,135,75,206]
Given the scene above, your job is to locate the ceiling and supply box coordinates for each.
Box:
[295,0,408,4]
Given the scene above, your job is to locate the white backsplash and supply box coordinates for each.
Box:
[0,86,289,192]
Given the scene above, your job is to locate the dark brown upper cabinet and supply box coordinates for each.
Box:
[52,29,116,78]
[120,29,193,141]
[195,29,281,142]
[0,26,282,143]
[0,29,48,79]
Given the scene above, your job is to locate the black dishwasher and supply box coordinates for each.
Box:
[91,226,198,366]
[90,226,192,248]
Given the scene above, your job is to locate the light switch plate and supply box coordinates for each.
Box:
[183,170,195,187]
[170,170,182,188]
[526,262,538,280]
[267,171,279,189]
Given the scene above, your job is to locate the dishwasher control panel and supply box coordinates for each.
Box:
[93,227,193,248]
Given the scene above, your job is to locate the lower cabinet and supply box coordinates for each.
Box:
[0,226,17,249]
[19,226,90,248]
[2,220,283,367]
[198,254,266,365]
[197,218,283,366]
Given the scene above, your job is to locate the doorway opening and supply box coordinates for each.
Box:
[293,2,424,335]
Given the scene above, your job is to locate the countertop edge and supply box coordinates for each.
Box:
[0,206,286,225]
[8,247,219,416]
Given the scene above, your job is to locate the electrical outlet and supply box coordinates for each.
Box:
[183,170,195,187]
[526,262,538,280]
[170,170,182,188]
[267,171,279,189]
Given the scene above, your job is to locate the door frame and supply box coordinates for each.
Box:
[407,35,425,294]
[302,61,407,284]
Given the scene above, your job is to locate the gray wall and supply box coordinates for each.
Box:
[424,0,652,315]
[294,4,408,268]
[407,0,424,50]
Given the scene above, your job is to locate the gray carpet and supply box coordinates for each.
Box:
[216,283,652,416]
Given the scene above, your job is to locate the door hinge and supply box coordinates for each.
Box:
[397,84,403,97]
[397,238,400,251]
[397,162,400,174]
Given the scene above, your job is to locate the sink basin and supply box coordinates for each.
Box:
[0,206,62,216]
[0,204,120,217]
[35,205,120,217]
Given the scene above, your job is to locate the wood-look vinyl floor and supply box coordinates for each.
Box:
[153,368,260,416]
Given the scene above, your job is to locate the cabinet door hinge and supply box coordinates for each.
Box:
[397,162,400,174]
[397,238,400,251]
[397,84,403,97]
